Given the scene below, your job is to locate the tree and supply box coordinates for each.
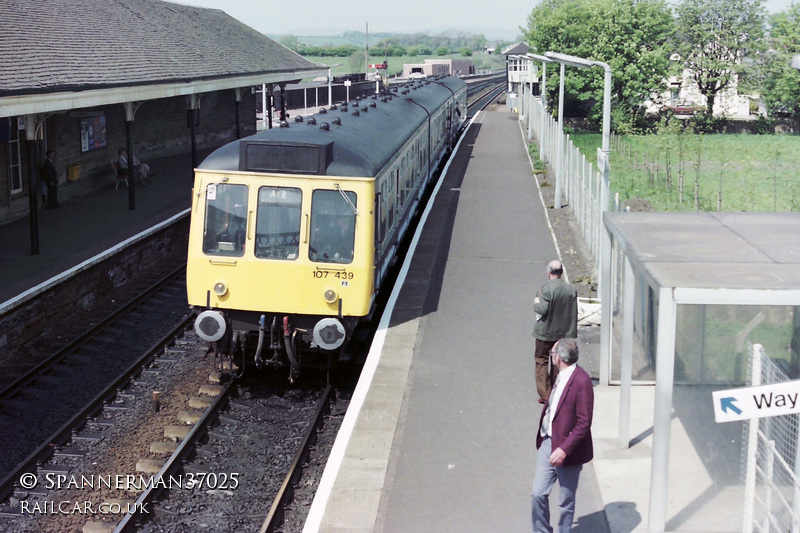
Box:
[347,51,363,73]
[674,0,767,116]
[436,46,449,56]
[759,4,800,118]
[278,35,297,51]
[524,0,674,131]
[459,47,473,57]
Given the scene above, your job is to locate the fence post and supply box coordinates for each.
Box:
[743,343,763,533]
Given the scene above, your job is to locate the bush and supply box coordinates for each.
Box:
[689,112,721,134]
[750,116,775,135]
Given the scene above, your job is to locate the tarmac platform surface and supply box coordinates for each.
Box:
[304,109,611,532]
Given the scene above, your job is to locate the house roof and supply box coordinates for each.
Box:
[0,0,327,119]
[501,42,530,56]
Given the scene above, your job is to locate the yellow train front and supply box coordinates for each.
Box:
[187,76,467,380]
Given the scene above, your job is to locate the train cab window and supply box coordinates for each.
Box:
[255,186,302,260]
[309,189,357,264]
[202,183,248,257]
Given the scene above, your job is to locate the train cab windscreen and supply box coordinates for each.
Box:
[202,183,248,257]
[309,189,357,264]
[255,186,302,260]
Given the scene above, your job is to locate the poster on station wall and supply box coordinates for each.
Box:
[80,115,107,153]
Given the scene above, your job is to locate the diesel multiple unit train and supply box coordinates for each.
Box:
[187,75,467,380]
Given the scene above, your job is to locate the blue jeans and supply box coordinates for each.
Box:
[531,436,582,533]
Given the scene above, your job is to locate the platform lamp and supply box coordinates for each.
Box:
[326,63,343,107]
[527,53,552,161]
[544,52,611,211]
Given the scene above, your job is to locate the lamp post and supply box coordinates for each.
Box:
[543,51,612,209]
[326,63,343,107]
[528,53,552,161]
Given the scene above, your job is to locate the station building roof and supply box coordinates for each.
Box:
[0,0,326,118]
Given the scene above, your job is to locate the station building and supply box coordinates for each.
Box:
[0,0,324,227]
[402,58,475,78]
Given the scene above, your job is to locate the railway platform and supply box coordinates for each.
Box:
[304,107,612,532]
[305,107,733,533]
[0,151,207,308]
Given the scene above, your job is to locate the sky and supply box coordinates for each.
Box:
[168,0,798,41]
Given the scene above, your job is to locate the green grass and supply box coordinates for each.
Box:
[571,133,800,212]
[676,305,795,383]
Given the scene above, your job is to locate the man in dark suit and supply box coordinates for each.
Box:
[532,338,594,533]
[42,150,59,208]
[533,259,578,403]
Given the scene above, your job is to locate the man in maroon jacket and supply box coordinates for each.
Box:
[532,338,594,533]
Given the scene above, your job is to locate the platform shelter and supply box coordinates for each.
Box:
[599,212,800,532]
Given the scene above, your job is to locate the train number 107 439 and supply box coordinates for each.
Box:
[312,270,354,280]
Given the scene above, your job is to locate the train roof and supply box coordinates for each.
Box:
[198,75,466,178]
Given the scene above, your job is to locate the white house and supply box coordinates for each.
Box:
[646,56,759,118]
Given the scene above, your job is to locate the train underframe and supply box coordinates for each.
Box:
[194,307,361,382]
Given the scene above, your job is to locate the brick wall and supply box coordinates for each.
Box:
[0,216,189,362]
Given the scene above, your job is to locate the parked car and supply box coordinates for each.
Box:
[666,100,705,115]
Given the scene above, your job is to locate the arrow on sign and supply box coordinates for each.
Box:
[720,397,742,415]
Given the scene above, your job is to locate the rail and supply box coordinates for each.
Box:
[0,314,195,503]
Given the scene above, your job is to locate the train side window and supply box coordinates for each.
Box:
[255,186,302,260]
[202,183,248,257]
[379,180,388,240]
[309,189,358,264]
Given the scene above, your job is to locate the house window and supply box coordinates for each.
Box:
[670,87,681,105]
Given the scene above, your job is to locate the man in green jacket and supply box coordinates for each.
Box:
[533,260,577,404]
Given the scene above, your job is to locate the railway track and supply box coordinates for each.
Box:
[111,373,344,533]
[0,266,190,504]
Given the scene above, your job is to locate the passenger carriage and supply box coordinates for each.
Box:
[187,76,467,380]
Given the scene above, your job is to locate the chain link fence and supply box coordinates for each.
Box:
[742,342,800,533]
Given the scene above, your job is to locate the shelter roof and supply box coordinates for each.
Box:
[0,0,322,97]
[604,212,800,291]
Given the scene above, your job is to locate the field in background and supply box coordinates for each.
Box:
[571,133,800,212]
[303,53,503,77]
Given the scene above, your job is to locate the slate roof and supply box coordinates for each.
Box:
[0,0,322,97]
[501,42,530,56]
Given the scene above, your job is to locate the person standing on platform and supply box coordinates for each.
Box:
[41,150,59,208]
[532,338,594,533]
[533,259,577,404]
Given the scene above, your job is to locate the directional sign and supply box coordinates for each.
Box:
[713,379,800,423]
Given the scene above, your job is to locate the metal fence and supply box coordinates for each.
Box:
[522,93,615,272]
[742,342,800,532]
